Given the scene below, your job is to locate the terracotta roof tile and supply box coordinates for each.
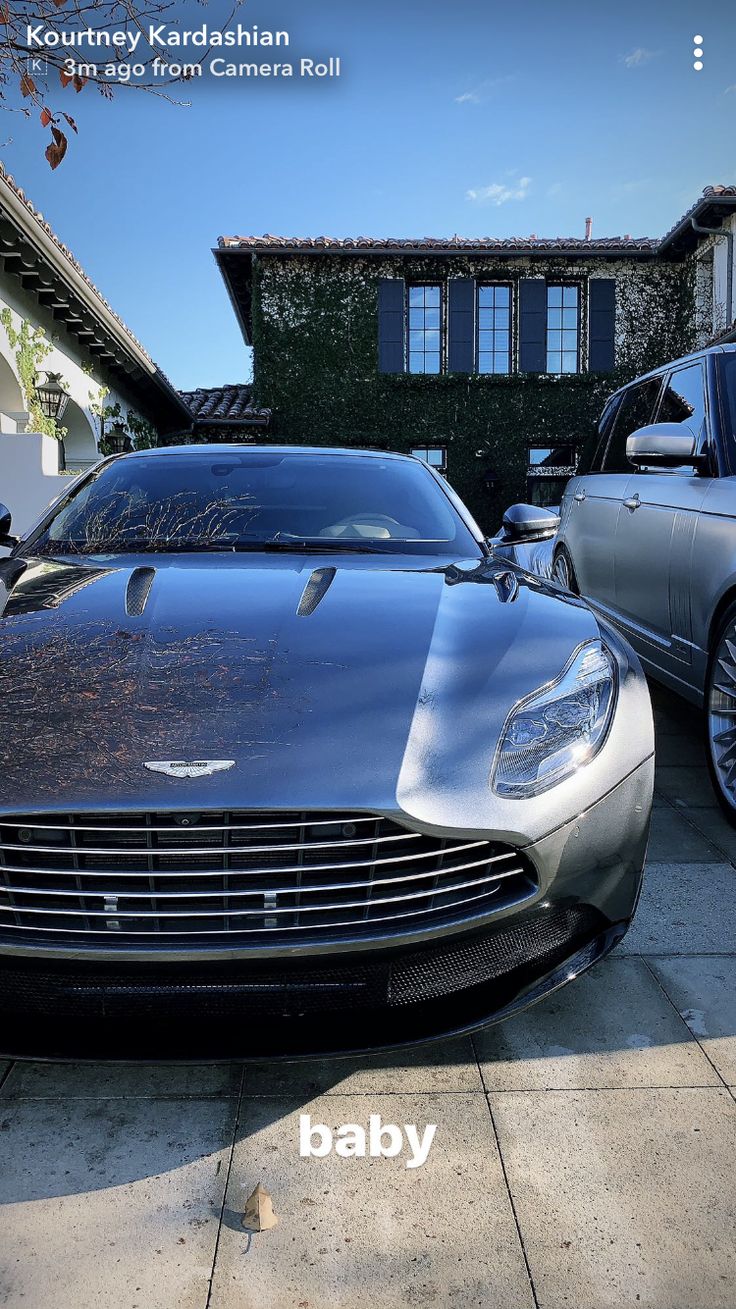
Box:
[218,234,659,254]
[178,384,271,424]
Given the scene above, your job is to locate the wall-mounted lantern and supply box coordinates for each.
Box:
[34,372,70,424]
[107,421,132,454]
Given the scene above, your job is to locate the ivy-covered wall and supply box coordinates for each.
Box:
[250,253,695,530]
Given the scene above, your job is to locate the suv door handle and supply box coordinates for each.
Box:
[573,490,586,503]
[623,494,641,511]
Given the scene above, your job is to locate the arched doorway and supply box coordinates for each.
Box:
[0,352,25,432]
[62,400,99,471]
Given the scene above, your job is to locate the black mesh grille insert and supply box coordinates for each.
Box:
[0,905,610,1057]
[390,904,602,1005]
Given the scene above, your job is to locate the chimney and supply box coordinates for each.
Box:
[585,217,593,241]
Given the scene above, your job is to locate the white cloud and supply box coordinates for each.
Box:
[622,47,657,68]
[725,85,736,94]
[547,182,563,198]
[466,176,531,205]
[455,76,513,105]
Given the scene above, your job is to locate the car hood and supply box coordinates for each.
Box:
[0,552,600,819]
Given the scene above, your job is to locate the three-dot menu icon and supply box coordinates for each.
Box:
[693,35,704,71]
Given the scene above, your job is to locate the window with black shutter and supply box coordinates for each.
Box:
[408,285,443,374]
[546,285,580,374]
[477,285,512,374]
[378,278,406,374]
[519,280,547,373]
[588,279,617,372]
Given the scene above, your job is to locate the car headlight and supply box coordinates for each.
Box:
[492,640,617,797]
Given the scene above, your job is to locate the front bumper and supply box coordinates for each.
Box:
[0,758,653,1060]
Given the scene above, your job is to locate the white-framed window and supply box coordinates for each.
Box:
[408,285,443,374]
[477,284,512,374]
[546,284,580,373]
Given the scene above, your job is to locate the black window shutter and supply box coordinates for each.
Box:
[519,280,547,373]
[589,279,616,372]
[378,278,406,373]
[447,279,475,373]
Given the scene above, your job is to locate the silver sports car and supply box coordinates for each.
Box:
[0,446,653,1059]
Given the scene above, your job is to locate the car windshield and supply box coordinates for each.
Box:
[29,450,479,558]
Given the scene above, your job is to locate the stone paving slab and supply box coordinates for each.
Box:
[650,686,701,737]
[681,806,736,865]
[475,957,717,1090]
[491,1086,736,1309]
[243,1036,481,1097]
[655,766,719,808]
[654,733,707,767]
[617,862,736,955]
[0,1095,236,1309]
[650,955,736,1086]
[209,1092,534,1309]
[646,808,721,863]
[1,1061,242,1099]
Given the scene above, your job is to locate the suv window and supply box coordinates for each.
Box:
[656,363,707,444]
[577,394,621,474]
[602,377,663,472]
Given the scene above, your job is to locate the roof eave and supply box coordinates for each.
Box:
[213,246,254,347]
[0,172,191,429]
[659,195,736,256]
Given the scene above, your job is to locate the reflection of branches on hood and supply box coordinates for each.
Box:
[0,617,290,787]
[50,490,261,551]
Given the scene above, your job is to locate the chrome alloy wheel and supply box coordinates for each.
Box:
[552,550,573,591]
[707,621,736,813]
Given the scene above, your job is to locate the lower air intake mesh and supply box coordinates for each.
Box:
[0,905,604,1021]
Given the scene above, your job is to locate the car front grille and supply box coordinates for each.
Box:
[0,810,539,948]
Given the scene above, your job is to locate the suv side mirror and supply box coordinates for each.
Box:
[0,503,18,548]
[501,503,561,545]
[627,423,708,470]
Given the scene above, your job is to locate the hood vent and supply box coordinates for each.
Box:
[125,567,155,617]
[297,566,336,617]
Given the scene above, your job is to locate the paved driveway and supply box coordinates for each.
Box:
[1,684,735,1309]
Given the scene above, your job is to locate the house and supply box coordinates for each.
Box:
[214,187,736,527]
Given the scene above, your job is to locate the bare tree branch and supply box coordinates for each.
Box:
[0,0,244,165]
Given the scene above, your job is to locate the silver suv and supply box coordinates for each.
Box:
[553,344,736,822]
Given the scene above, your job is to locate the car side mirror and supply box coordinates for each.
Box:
[501,503,561,545]
[626,423,708,469]
[0,502,18,548]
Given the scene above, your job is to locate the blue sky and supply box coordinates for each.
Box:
[3,0,736,388]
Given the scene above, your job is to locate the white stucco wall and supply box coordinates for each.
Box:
[0,275,139,470]
[712,212,736,332]
[0,432,80,536]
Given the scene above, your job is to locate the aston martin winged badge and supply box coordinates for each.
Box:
[144,760,236,779]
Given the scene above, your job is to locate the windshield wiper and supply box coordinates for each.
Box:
[258,537,394,553]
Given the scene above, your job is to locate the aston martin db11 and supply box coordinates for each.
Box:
[0,446,653,1058]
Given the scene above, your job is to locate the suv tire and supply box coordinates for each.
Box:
[552,546,578,594]
[705,599,736,825]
